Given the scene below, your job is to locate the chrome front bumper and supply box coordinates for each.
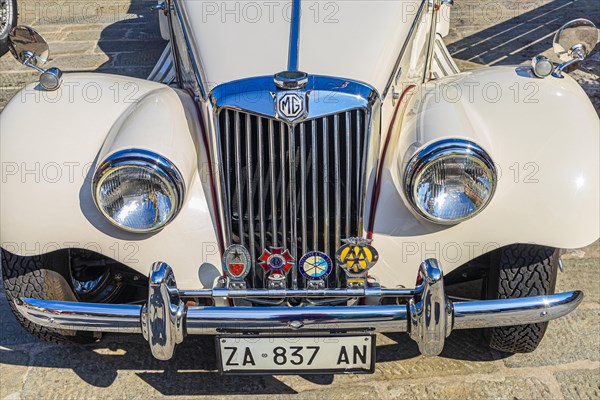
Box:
[14,259,583,361]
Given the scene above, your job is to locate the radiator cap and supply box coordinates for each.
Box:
[274,70,308,90]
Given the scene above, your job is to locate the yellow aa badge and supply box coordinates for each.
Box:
[335,237,379,278]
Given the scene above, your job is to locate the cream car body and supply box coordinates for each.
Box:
[2,1,597,289]
[0,0,598,367]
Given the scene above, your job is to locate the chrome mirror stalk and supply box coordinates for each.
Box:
[551,18,599,78]
[8,26,63,91]
[552,44,587,78]
[150,1,173,15]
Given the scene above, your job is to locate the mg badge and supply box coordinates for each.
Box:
[258,247,294,275]
[223,244,251,281]
[298,251,333,281]
[335,238,379,282]
[277,92,305,121]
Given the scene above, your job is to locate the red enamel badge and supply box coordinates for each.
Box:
[258,247,294,274]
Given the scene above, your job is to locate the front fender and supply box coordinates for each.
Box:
[0,74,221,290]
[370,66,599,287]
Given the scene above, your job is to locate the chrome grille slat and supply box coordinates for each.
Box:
[299,123,308,257]
[217,108,369,289]
[311,119,318,251]
[234,111,244,246]
[356,110,362,232]
[359,109,370,234]
[333,114,341,251]
[280,122,288,250]
[257,117,266,251]
[223,110,232,243]
[268,120,277,247]
[322,117,329,257]
[345,111,352,239]
[289,125,298,288]
[245,113,256,285]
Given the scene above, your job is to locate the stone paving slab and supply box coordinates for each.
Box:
[0,0,599,399]
[0,0,166,111]
[555,368,600,400]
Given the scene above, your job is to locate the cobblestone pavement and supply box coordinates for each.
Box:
[0,1,599,399]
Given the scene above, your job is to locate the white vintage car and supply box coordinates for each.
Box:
[0,1,598,374]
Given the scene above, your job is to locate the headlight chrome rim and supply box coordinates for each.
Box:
[403,139,497,225]
[93,149,185,233]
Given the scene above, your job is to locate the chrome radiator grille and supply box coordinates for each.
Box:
[217,108,370,288]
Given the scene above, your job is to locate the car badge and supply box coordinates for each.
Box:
[298,251,333,281]
[258,247,294,275]
[222,244,251,281]
[276,92,305,121]
[335,237,379,278]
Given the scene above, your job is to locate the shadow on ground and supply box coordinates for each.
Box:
[92,3,166,79]
[448,0,600,65]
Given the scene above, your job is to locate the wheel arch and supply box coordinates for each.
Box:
[0,74,221,290]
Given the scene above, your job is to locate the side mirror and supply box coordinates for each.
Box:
[8,26,63,91]
[552,19,599,78]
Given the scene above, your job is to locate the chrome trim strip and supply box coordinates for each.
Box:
[182,286,423,298]
[287,0,301,71]
[171,0,207,99]
[423,0,441,81]
[382,0,428,99]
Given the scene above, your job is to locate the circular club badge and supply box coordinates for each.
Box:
[298,251,333,281]
[223,244,251,281]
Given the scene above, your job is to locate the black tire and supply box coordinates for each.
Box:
[484,244,559,353]
[1,248,97,344]
[0,0,18,56]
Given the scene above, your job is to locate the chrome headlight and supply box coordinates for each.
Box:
[93,149,185,232]
[404,139,496,224]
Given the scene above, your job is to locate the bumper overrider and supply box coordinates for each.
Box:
[14,259,582,361]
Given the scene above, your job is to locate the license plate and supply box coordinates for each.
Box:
[217,335,375,374]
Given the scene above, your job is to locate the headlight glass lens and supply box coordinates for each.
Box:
[405,140,496,224]
[94,151,184,232]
